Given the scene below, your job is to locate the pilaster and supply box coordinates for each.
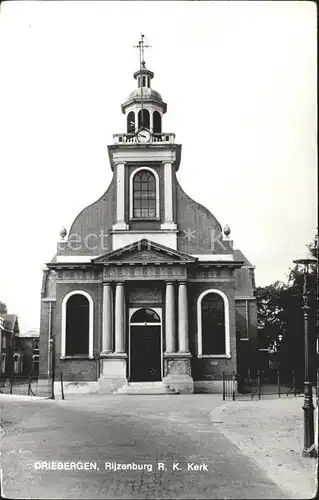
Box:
[165,281,176,353]
[98,281,128,393]
[115,282,125,353]
[161,162,177,230]
[178,281,189,353]
[113,162,129,230]
[101,283,113,354]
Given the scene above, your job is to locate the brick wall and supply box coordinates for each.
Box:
[54,282,102,382]
[188,280,237,380]
[60,178,116,256]
[175,179,232,255]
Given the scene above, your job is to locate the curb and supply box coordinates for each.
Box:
[0,394,50,402]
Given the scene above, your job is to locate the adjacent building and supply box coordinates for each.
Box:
[15,329,40,376]
[0,314,20,375]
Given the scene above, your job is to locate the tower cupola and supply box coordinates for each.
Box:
[121,35,167,134]
[133,64,154,90]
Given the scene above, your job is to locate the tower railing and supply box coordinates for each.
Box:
[113,132,175,145]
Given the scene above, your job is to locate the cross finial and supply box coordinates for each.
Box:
[133,33,151,69]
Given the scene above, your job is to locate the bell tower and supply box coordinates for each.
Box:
[108,35,180,250]
[122,35,167,135]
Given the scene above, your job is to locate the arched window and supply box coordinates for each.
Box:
[138,109,150,129]
[127,111,135,134]
[131,308,161,323]
[197,290,230,357]
[61,291,94,358]
[153,111,162,134]
[202,293,225,354]
[133,170,157,218]
[65,294,90,356]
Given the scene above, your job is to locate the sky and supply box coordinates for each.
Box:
[0,1,317,333]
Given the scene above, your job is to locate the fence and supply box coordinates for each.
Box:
[223,369,302,400]
[0,373,54,398]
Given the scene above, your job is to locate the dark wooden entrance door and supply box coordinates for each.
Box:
[130,325,161,382]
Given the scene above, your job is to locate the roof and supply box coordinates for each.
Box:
[18,328,39,338]
[127,87,163,102]
[92,238,197,265]
[121,87,167,113]
[233,249,253,267]
[234,267,255,299]
[0,314,18,332]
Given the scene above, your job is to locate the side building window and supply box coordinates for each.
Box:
[197,290,230,357]
[1,353,6,374]
[62,291,93,358]
[133,169,157,218]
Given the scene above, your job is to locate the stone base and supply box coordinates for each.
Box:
[163,353,194,394]
[115,382,177,395]
[98,355,127,394]
[54,381,99,396]
[162,375,194,394]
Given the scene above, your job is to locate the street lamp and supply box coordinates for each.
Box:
[49,336,56,400]
[293,252,317,458]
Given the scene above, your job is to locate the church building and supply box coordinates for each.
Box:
[39,37,257,395]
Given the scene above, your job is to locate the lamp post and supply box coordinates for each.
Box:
[49,336,56,400]
[293,253,317,458]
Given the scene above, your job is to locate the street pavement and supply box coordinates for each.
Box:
[211,397,317,499]
[1,394,290,499]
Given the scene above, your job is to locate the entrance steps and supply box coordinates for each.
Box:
[114,382,178,395]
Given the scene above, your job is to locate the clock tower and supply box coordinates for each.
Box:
[110,34,178,249]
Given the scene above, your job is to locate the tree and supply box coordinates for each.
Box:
[0,301,8,314]
[256,234,318,388]
[256,281,287,349]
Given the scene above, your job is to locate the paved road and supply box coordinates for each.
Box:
[1,394,288,499]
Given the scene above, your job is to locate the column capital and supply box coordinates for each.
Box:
[115,281,125,286]
[179,281,188,286]
[103,282,112,287]
[165,281,175,286]
[114,160,127,166]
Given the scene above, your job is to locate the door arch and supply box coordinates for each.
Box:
[129,307,162,382]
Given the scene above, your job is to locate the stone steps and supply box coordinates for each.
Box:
[114,382,178,395]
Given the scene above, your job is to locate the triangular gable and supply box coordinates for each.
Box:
[92,239,197,264]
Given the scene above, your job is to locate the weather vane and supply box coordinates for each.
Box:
[133,33,151,70]
[133,34,151,124]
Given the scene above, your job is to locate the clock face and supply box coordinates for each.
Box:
[137,129,151,143]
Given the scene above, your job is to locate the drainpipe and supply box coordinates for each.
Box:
[47,301,52,376]
[245,300,249,339]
